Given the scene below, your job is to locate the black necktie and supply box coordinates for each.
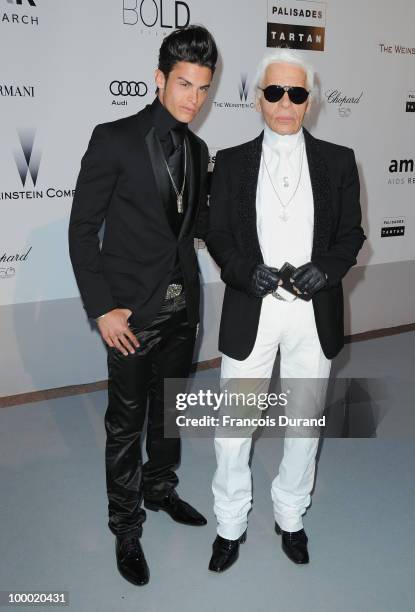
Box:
[168,128,184,190]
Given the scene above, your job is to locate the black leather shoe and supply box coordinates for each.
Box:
[144,490,207,526]
[208,530,247,573]
[275,522,309,564]
[116,533,150,585]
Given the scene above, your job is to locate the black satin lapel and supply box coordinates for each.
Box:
[304,129,332,258]
[145,127,176,234]
[239,132,264,263]
[178,132,200,240]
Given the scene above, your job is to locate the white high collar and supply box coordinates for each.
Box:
[263,123,304,156]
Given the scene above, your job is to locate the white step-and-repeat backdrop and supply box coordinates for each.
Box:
[1,0,414,395]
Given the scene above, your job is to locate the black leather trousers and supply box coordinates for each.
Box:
[104,292,196,537]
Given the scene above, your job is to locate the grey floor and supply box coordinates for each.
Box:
[1,332,415,612]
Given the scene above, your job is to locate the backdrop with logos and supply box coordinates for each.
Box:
[1,0,414,395]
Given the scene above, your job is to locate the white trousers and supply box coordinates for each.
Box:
[212,294,332,539]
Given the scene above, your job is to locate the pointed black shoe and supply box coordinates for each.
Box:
[275,522,309,564]
[116,533,150,586]
[208,530,247,573]
[144,490,207,526]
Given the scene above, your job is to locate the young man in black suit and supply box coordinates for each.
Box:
[206,49,366,572]
[69,25,217,586]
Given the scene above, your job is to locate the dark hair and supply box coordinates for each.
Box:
[158,25,218,79]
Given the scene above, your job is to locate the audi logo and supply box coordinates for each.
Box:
[110,81,148,97]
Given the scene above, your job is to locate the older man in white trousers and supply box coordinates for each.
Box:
[206,48,365,572]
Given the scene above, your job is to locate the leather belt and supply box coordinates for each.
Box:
[165,283,183,300]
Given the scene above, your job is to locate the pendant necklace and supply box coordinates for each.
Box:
[164,141,187,214]
[262,143,304,222]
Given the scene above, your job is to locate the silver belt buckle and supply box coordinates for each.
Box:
[165,283,182,300]
[271,288,297,302]
[272,290,286,301]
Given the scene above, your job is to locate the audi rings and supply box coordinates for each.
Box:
[110,81,148,97]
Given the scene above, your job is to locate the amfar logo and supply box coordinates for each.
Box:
[14,128,41,187]
[267,0,326,51]
[325,89,363,117]
[389,159,414,173]
[387,158,415,185]
[0,84,35,97]
[2,0,39,25]
[123,0,190,33]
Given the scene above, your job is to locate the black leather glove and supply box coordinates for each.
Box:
[250,264,280,298]
[291,262,327,298]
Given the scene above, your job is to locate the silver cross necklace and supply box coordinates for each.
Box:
[262,142,305,222]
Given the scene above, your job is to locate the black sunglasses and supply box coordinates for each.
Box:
[259,85,309,105]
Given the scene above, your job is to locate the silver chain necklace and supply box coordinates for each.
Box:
[262,142,304,222]
[164,140,187,214]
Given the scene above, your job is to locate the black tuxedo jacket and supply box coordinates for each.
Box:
[206,128,366,360]
[69,105,209,327]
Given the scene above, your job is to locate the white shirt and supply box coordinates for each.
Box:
[256,124,314,271]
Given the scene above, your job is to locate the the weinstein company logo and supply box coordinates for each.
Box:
[239,74,249,102]
[0,128,75,201]
[123,0,190,34]
[214,75,254,110]
[378,43,415,56]
[267,0,326,51]
[14,128,41,187]
[2,0,39,26]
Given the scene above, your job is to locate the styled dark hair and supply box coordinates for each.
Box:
[158,25,218,79]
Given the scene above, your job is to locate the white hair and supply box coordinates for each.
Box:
[254,48,315,100]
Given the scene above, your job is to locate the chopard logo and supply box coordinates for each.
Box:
[325,89,363,117]
[0,247,32,279]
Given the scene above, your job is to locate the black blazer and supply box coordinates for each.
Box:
[69,105,209,327]
[206,128,366,360]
